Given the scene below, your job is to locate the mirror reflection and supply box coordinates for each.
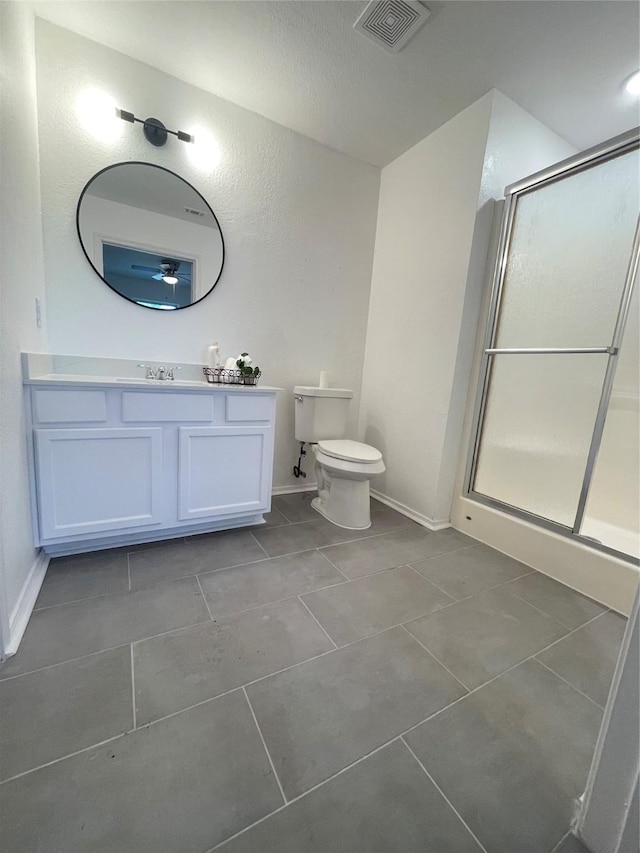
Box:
[77,162,224,310]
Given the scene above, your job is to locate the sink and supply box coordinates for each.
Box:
[115,377,206,386]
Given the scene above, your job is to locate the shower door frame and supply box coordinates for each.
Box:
[464,127,640,566]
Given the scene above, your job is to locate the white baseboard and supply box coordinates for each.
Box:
[272,483,317,496]
[4,549,49,658]
[370,490,451,531]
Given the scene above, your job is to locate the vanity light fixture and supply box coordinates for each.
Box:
[115,109,193,146]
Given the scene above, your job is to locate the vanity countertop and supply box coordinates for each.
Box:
[21,353,282,393]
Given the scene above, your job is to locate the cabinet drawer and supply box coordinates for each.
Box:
[225,394,272,422]
[122,392,213,422]
[33,389,107,424]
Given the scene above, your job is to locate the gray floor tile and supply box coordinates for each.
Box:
[0,690,282,853]
[35,553,129,609]
[129,531,265,590]
[411,543,532,599]
[0,577,210,678]
[198,549,344,619]
[272,492,320,523]
[219,740,483,852]
[250,518,354,556]
[405,659,603,853]
[406,587,568,689]
[246,626,466,799]
[320,526,447,579]
[134,598,334,725]
[260,505,291,528]
[301,566,454,646]
[251,509,413,559]
[504,572,607,630]
[537,611,627,706]
[0,647,132,782]
[427,527,477,552]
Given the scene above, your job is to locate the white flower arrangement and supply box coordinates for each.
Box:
[236,352,260,378]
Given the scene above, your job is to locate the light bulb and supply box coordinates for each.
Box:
[163,275,179,285]
[185,125,222,171]
[624,71,640,96]
[76,89,121,142]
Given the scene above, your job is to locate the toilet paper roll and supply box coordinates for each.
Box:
[319,371,329,389]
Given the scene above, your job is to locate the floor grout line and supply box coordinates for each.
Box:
[400,608,616,738]
[0,618,214,684]
[207,737,408,851]
[0,730,130,785]
[249,531,270,558]
[296,596,338,649]
[399,624,471,693]
[534,658,605,711]
[242,686,288,805]
[192,579,350,623]
[316,548,350,580]
[1,606,611,791]
[401,736,489,853]
[405,563,457,601]
[130,644,136,729]
[127,554,131,592]
[196,574,215,621]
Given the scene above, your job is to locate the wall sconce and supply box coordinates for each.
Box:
[116,109,194,146]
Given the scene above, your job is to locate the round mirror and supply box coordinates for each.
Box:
[76,162,224,310]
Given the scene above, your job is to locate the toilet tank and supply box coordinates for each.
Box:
[293,386,354,443]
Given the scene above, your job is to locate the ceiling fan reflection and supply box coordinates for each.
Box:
[131,259,189,285]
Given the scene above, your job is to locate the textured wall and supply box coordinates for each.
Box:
[359,95,493,525]
[34,19,380,490]
[0,2,49,651]
[359,90,576,526]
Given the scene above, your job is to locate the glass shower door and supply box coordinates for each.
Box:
[466,132,639,559]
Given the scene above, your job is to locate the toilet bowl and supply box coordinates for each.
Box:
[312,439,385,530]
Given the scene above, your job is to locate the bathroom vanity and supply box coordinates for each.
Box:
[22,353,279,556]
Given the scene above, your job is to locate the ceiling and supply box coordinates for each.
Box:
[85,163,218,227]
[33,0,640,166]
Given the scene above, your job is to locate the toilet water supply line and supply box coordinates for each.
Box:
[293,372,329,478]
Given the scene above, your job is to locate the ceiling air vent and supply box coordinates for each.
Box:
[354,0,430,53]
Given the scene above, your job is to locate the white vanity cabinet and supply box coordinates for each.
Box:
[25,381,278,556]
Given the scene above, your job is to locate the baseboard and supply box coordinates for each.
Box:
[370,490,451,531]
[272,483,317,496]
[4,549,49,658]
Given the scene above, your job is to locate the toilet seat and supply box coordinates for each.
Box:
[317,439,382,464]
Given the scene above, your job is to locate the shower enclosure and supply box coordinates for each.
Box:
[465,129,639,564]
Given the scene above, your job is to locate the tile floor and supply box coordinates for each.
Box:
[0,496,626,853]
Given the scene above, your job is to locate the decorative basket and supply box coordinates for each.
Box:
[203,367,261,386]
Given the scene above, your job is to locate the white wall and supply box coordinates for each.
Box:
[0,1,49,656]
[358,89,575,527]
[34,20,380,490]
[358,94,494,527]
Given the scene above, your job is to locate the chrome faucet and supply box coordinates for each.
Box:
[137,364,182,381]
[138,363,157,380]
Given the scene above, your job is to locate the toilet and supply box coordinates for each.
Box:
[294,385,385,530]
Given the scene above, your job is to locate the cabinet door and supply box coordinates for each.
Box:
[178,426,271,520]
[35,428,163,539]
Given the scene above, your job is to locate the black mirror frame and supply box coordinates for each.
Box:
[76,160,225,311]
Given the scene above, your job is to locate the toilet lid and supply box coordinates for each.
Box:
[318,439,382,463]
